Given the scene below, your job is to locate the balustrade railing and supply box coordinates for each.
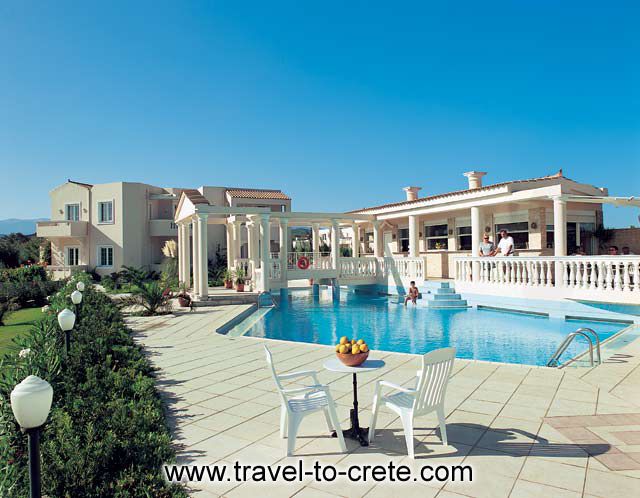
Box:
[286,252,332,270]
[455,256,640,295]
[338,257,379,279]
[264,254,427,282]
[381,257,425,280]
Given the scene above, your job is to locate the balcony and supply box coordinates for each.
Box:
[36,220,88,238]
[149,219,178,237]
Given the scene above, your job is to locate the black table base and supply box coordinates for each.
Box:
[331,372,369,446]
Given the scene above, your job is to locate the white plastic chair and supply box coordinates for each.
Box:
[368,347,456,458]
[264,345,347,456]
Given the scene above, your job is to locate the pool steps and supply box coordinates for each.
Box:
[422,282,469,309]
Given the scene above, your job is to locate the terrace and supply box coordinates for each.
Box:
[130,307,640,498]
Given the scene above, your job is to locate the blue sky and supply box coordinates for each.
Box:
[1,1,638,226]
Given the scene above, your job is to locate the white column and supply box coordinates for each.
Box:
[279,218,289,282]
[232,220,241,265]
[312,223,320,253]
[182,223,191,288]
[226,220,236,269]
[259,214,271,292]
[330,220,340,269]
[373,221,382,257]
[408,215,419,257]
[177,222,184,283]
[351,223,359,258]
[553,196,567,285]
[197,214,208,299]
[191,218,199,295]
[471,206,481,281]
[247,218,258,274]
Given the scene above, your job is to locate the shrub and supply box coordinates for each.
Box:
[0,274,186,497]
[123,281,173,316]
[0,265,60,308]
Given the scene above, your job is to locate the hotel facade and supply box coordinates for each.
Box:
[37,170,639,305]
[36,180,290,279]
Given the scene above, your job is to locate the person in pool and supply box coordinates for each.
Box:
[404,281,419,306]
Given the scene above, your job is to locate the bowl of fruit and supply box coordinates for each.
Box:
[335,336,370,367]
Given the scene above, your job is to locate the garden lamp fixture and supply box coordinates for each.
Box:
[11,375,53,498]
[76,281,85,292]
[57,308,76,354]
[70,290,82,305]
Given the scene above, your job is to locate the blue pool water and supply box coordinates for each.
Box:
[243,289,627,366]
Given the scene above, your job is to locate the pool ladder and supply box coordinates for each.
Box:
[547,328,601,368]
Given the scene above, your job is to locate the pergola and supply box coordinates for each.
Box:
[174,192,374,298]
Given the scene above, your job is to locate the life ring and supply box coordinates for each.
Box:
[297,256,310,270]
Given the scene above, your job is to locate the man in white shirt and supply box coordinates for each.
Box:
[496,230,515,256]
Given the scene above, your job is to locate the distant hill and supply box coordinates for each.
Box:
[0,218,48,235]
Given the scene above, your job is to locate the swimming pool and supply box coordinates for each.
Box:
[241,289,627,366]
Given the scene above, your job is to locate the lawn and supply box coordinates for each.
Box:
[0,307,43,356]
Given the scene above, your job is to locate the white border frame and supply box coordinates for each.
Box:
[96,245,114,268]
[97,199,115,224]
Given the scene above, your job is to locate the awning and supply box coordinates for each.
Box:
[558,195,640,207]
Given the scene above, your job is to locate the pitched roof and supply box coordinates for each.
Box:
[226,188,291,200]
[349,170,570,214]
[182,189,210,205]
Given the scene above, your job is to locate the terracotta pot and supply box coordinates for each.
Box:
[178,296,191,307]
[225,280,233,289]
[336,351,369,367]
[236,283,245,292]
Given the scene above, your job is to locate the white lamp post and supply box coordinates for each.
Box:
[57,308,76,354]
[11,375,53,498]
[70,290,82,305]
[76,281,85,292]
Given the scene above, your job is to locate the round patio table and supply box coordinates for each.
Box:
[323,358,385,446]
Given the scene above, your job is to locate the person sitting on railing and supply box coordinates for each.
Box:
[495,230,514,257]
[404,281,419,307]
[479,235,496,256]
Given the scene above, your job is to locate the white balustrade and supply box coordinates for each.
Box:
[287,252,332,270]
[454,256,640,298]
[268,259,281,280]
[338,257,379,279]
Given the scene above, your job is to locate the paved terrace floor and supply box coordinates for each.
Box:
[128,308,640,498]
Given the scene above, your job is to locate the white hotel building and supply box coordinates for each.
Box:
[37,170,639,305]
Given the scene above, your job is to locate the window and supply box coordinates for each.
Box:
[98,201,114,223]
[495,222,529,250]
[426,224,448,250]
[65,204,80,221]
[457,226,472,251]
[398,228,410,253]
[97,246,114,267]
[547,222,597,254]
[65,247,79,266]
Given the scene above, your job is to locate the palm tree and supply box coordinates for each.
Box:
[125,281,172,315]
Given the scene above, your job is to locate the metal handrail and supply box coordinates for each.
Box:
[574,328,601,365]
[547,328,601,368]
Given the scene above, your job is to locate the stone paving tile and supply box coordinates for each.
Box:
[127,308,640,498]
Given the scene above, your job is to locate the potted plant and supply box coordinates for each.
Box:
[223,268,234,289]
[235,267,246,292]
[177,281,191,308]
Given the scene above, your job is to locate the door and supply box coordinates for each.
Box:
[383,231,394,256]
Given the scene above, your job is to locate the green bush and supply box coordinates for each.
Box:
[0,273,187,497]
[0,265,60,308]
